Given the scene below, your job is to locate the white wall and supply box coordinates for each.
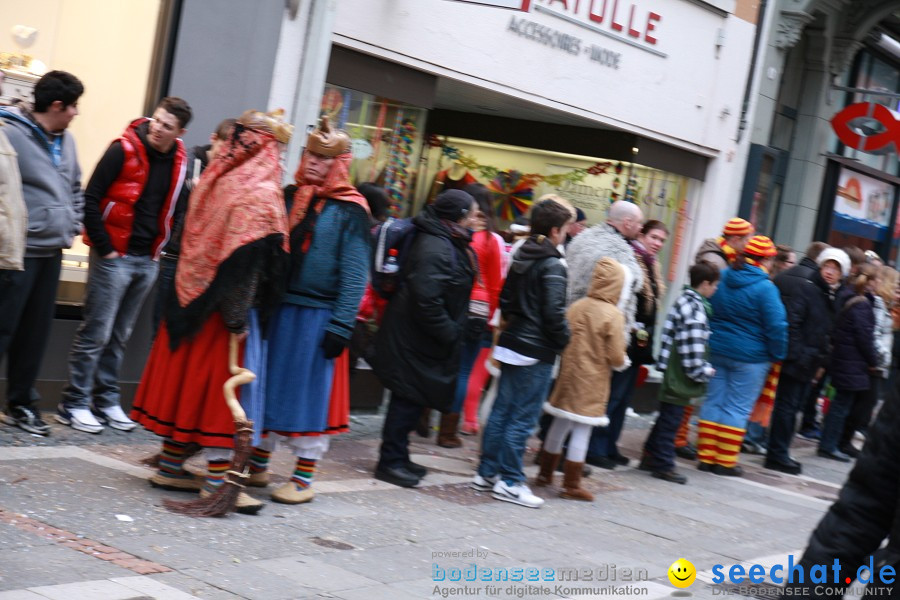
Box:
[333,0,756,158]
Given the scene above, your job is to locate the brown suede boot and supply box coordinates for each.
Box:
[535,451,562,487]
[437,413,463,448]
[560,461,594,501]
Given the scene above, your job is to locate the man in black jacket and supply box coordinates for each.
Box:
[473,198,572,509]
[765,244,848,474]
[372,190,477,488]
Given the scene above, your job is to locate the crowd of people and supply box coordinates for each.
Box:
[1,71,898,523]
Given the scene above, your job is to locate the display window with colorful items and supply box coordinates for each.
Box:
[827,164,900,260]
[414,135,696,280]
[319,84,427,217]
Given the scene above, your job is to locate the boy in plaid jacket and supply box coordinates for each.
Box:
[640,261,720,484]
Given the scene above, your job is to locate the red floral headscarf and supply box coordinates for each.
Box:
[288,150,370,230]
[176,125,289,306]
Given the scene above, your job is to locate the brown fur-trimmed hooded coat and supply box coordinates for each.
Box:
[545,258,630,425]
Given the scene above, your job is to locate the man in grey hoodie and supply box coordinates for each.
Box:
[0,70,84,436]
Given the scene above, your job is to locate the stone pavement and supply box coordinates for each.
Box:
[0,410,857,600]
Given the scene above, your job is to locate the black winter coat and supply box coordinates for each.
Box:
[370,207,475,411]
[496,236,570,363]
[785,392,900,598]
[829,287,878,391]
[774,257,834,381]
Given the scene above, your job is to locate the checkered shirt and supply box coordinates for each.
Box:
[656,288,714,383]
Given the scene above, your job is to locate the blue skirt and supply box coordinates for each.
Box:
[242,310,266,446]
[262,304,335,433]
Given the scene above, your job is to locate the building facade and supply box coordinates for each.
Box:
[325,0,763,286]
[1,0,762,407]
[742,0,900,262]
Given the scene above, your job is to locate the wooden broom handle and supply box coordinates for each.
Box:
[223,333,256,423]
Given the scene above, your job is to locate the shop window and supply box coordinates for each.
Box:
[320,84,427,217]
[416,135,695,284]
[740,145,786,238]
[828,165,897,256]
[2,1,162,310]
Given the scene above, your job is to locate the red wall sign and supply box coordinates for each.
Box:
[531,0,662,45]
[832,102,900,155]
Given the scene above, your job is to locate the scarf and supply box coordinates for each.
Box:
[717,236,738,265]
[744,256,769,273]
[632,240,663,319]
[441,217,479,276]
[287,151,371,267]
[176,125,289,307]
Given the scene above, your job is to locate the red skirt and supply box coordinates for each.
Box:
[131,314,241,448]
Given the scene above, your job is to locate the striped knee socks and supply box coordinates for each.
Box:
[291,457,316,490]
[715,424,746,468]
[249,447,271,474]
[697,420,717,464]
[697,421,746,467]
[158,439,189,477]
[204,459,231,493]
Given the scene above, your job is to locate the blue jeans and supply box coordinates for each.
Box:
[62,251,159,410]
[819,388,862,454]
[699,355,770,429]
[478,361,554,485]
[745,421,768,447]
[587,365,640,459]
[451,336,488,414]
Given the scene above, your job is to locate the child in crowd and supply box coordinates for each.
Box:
[537,257,630,501]
[640,261,720,484]
[472,199,572,509]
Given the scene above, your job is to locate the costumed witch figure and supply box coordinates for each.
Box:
[131,110,292,515]
[243,117,370,505]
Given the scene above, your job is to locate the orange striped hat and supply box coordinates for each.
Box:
[744,235,777,258]
[722,217,753,237]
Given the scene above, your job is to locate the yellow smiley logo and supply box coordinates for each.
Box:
[668,558,697,588]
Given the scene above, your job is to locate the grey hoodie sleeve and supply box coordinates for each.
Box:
[69,134,84,230]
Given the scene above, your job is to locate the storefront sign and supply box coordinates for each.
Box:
[831,102,900,155]
[508,16,623,68]
[832,167,894,241]
[529,0,664,57]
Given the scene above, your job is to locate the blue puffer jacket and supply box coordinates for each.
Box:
[709,264,788,363]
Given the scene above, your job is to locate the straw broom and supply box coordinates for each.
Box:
[164,333,255,517]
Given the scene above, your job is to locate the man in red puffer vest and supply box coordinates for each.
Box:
[58,97,192,434]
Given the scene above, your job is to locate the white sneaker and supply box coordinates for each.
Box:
[491,480,544,508]
[471,473,498,492]
[56,404,104,434]
[94,405,137,431]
